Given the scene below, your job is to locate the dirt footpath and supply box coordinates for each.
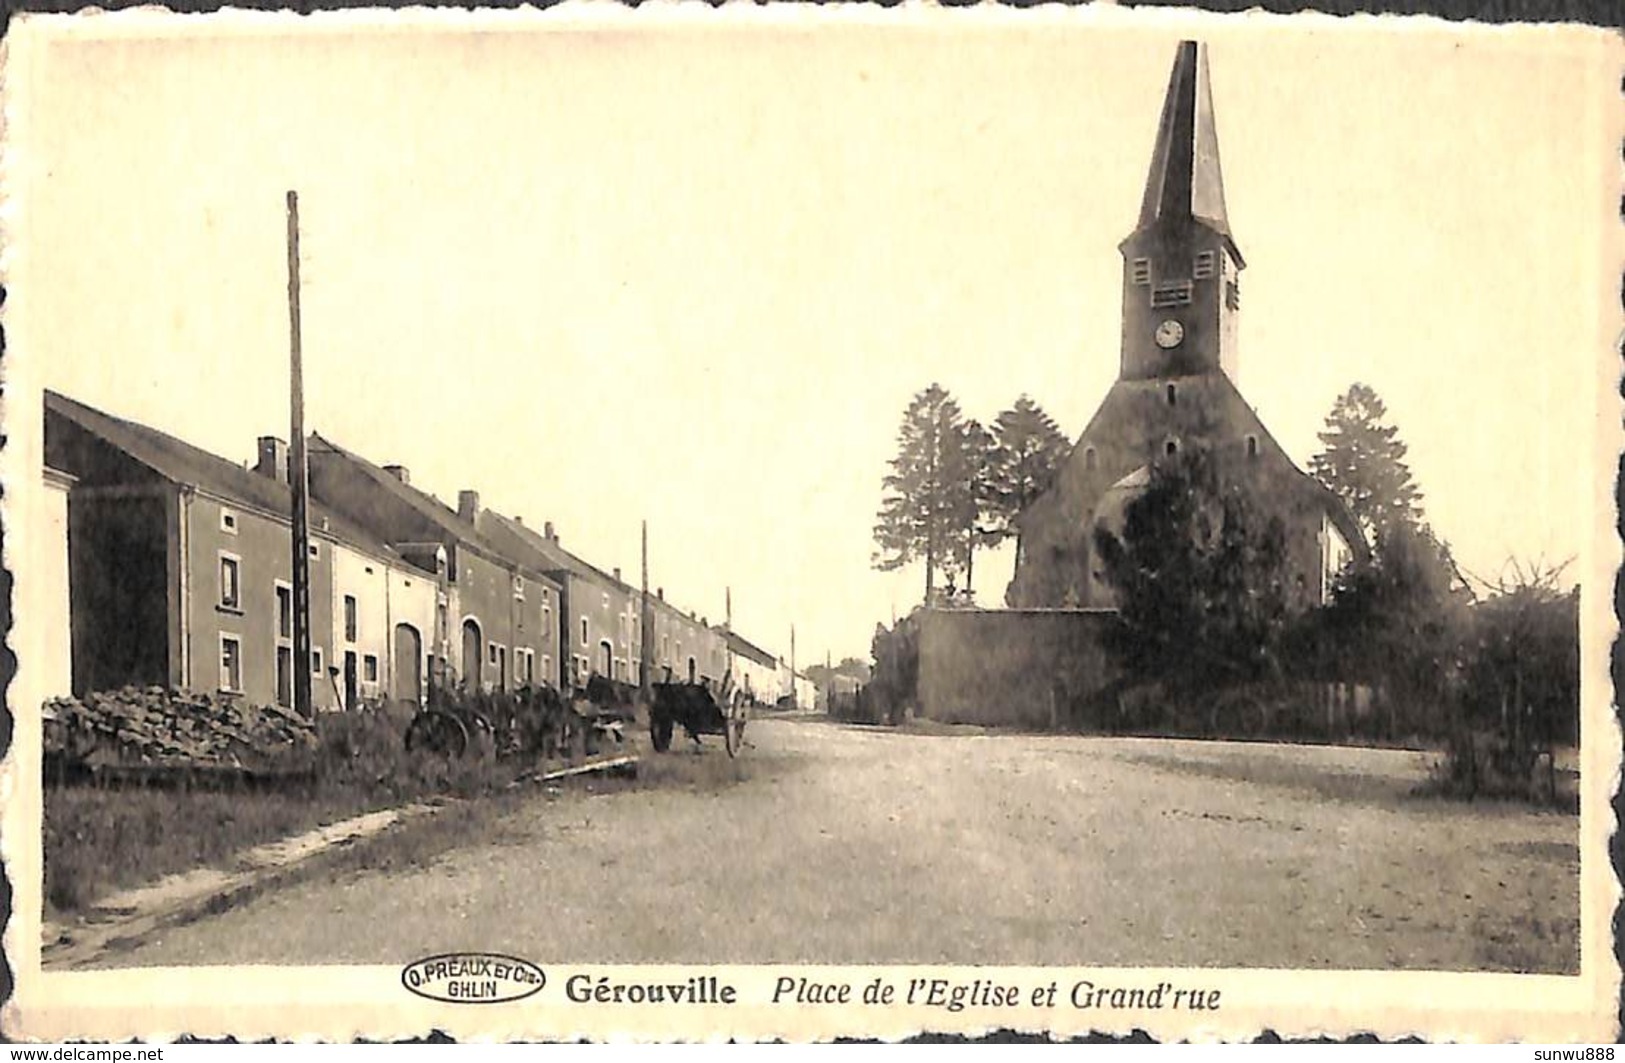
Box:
[107,717,1578,972]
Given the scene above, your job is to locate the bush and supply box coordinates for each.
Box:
[861,615,920,725]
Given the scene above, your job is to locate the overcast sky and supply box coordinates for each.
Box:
[13,7,1618,666]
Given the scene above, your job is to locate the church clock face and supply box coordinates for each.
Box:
[1154,319,1184,349]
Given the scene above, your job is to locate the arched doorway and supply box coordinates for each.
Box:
[461,618,482,690]
[598,639,614,678]
[687,656,697,683]
[394,623,422,706]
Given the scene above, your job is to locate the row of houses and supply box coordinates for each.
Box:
[41,390,815,714]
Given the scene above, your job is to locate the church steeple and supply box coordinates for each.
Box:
[1136,40,1235,248]
[1118,41,1245,384]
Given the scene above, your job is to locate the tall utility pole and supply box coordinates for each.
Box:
[790,624,797,708]
[640,520,653,700]
[287,191,314,718]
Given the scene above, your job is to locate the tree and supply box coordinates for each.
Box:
[1092,448,1291,693]
[1310,383,1424,542]
[872,384,977,602]
[1312,521,1472,734]
[807,657,872,687]
[987,395,1071,569]
[1460,559,1579,750]
[941,417,998,597]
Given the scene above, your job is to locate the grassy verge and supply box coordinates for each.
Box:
[45,709,538,916]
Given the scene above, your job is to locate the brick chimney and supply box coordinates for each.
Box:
[458,490,481,522]
[658,587,664,600]
[613,567,622,583]
[255,437,289,484]
[383,464,410,485]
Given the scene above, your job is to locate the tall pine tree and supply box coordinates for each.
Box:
[872,384,970,602]
[987,395,1071,569]
[1310,383,1424,541]
[941,418,997,598]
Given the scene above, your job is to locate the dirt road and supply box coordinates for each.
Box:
[108,717,1578,972]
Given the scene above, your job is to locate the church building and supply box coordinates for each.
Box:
[1006,41,1363,612]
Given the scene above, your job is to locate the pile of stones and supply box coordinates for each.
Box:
[43,686,319,775]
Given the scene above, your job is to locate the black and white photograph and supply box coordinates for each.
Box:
[2,5,1619,1043]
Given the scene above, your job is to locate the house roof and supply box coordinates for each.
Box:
[45,391,401,563]
[724,630,778,668]
[480,509,721,636]
[479,509,631,596]
[305,432,552,581]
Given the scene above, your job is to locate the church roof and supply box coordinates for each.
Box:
[1134,41,1242,266]
[1108,466,1151,492]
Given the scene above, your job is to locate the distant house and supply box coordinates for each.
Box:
[724,630,779,704]
[778,664,816,711]
[656,600,727,686]
[477,508,730,689]
[305,436,562,695]
[476,511,643,689]
[44,391,428,711]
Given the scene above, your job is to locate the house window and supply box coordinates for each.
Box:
[312,647,324,676]
[219,554,241,610]
[343,595,358,642]
[1166,383,1177,407]
[1247,435,1259,459]
[220,635,242,692]
[1165,439,1179,457]
[1084,447,1097,471]
[309,543,321,560]
[1130,258,1151,285]
[1151,282,1193,308]
[220,509,238,534]
[276,583,292,639]
[580,617,589,647]
[514,575,525,600]
[489,643,500,665]
[1194,250,1216,279]
[364,654,378,682]
[1225,279,1240,311]
[275,645,292,707]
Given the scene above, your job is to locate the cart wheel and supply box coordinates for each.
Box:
[405,710,469,758]
[724,703,746,758]
[650,710,673,753]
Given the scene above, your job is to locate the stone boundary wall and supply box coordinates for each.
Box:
[916,609,1118,729]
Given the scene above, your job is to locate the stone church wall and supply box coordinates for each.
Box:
[917,609,1119,728]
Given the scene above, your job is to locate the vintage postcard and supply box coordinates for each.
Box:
[1,2,1620,1044]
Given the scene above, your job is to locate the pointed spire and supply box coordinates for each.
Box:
[1137,41,1231,239]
